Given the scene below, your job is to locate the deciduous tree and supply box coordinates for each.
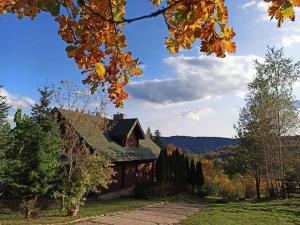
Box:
[235,47,300,199]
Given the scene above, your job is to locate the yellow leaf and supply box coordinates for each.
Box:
[95,62,106,79]
[291,0,300,7]
[222,40,236,53]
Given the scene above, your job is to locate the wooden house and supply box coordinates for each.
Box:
[54,108,160,198]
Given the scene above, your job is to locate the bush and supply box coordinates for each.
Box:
[135,182,181,199]
[203,178,219,196]
[134,182,155,199]
[242,177,256,199]
[219,180,244,199]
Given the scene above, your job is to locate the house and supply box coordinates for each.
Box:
[53,108,160,198]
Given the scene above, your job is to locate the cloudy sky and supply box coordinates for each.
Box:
[1,1,300,137]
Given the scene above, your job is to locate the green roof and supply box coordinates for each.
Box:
[55,108,160,162]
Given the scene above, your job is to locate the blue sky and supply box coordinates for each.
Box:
[1,0,300,137]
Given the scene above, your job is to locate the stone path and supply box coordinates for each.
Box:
[75,202,202,225]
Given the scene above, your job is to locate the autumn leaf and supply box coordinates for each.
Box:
[95,62,106,79]
[222,40,236,53]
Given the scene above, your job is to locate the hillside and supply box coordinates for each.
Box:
[161,136,238,154]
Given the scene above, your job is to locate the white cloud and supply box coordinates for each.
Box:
[240,1,271,22]
[241,1,257,10]
[0,87,35,109]
[279,11,300,48]
[282,35,300,47]
[174,108,212,121]
[127,54,261,106]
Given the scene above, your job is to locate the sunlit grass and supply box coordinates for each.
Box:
[180,197,300,225]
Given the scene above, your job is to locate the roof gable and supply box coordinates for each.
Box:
[108,119,145,139]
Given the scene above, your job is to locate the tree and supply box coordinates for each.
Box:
[156,148,169,183]
[153,130,163,148]
[2,0,295,107]
[0,85,10,127]
[0,85,12,195]
[235,47,300,199]
[185,157,190,183]
[52,81,114,215]
[195,161,204,190]
[31,85,53,123]
[254,47,300,198]
[63,153,114,215]
[190,158,196,187]
[146,127,152,139]
[2,109,63,217]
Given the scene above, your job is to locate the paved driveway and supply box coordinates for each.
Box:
[76,202,202,225]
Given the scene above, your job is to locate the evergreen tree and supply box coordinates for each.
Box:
[31,85,53,123]
[0,85,10,127]
[173,150,181,184]
[190,158,196,186]
[146,127,152,139]
[195,161,204,188]
[156,148,169,183]
[2,86,63,214]
[0,86,12,194]
[178,153,188,185]
[153,130,163,148]
[4,109,63,214]
[185,157,190,183]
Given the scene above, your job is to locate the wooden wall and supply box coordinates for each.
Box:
[101,160,155,194]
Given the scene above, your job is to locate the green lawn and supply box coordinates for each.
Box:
[180,197,300,225]
[0,197,158,225]
[1,196,299,225]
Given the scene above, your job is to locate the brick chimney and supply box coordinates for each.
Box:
[113,113,127,120]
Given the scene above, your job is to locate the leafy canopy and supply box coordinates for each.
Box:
[0,0,297,106]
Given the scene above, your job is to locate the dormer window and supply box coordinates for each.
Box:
[108,115,145,148]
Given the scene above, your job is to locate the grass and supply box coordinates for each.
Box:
[0,197,159,225]
[1,195,300,225]
[180,196,300,225]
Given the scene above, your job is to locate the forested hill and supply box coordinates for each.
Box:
[161,136,238,154]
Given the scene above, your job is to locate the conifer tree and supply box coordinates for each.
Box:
[1,86,63,216]
[0,85,10,127]
[190,158,196,186]
[0,85,12,193]
[153,130,163,148]
[31,85,53,124]
[156,148,169,183]
[179,153,188,185]
[185,157,190,183]
[195,161,204,189]
[146,127,152,139]
[5,108,63,217]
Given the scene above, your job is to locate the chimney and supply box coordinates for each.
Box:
[113,113,127,120]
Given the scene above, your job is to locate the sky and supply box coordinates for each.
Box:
[1,0,300,137]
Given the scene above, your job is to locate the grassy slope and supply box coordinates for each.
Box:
[181,197,300,225]
[0,198,158,225]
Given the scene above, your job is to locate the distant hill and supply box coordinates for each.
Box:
[161,136,238,154]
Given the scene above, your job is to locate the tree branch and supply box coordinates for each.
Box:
[80,0,184,25]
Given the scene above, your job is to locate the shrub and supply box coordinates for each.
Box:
[242,177,256,199]
[218,179,244,199]
[203,178,219,196]
[134,182,155,199]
